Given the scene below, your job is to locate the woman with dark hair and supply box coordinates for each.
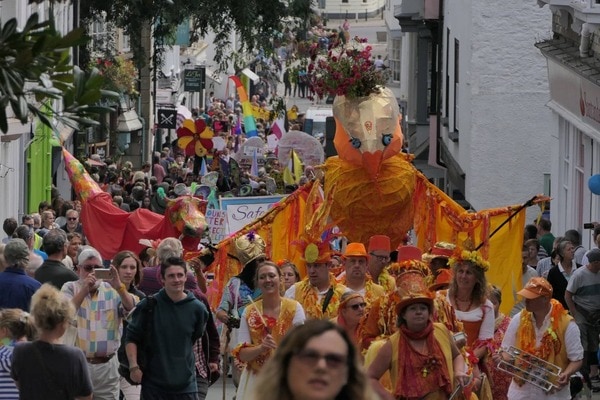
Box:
[252,319,378,400]
[113,250,144,400]
[368,277,469,400]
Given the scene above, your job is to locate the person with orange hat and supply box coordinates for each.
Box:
[367,235,395,292]
[338,243,385,308]
[367,276,469,400]
[500,277,583,399]
[285,237,349,320]
[358,251,462,353]
[422,241,455,287]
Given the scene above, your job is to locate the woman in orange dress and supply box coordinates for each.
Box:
[447,249,495,395]
[232,261,306,399]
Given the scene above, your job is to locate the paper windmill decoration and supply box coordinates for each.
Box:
[177,119,215,157]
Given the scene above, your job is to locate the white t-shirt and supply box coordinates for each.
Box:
[501,309,583,400]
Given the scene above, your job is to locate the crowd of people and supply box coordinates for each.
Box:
[1,177,600,400]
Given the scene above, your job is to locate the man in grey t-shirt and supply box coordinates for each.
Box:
[565,248,600,390]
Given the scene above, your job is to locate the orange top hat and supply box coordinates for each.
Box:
[429,268,453,291]
[396,245,422,262]
[343,243,369,259]
[395,270,433,314]
[368,235,391,253]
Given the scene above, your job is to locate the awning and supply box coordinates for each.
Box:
[86,158,106,167]
[242,68,259,84]
[117,110,143,133]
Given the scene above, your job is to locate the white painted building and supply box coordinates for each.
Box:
[389,0,556,227]
[535,0,600,247]
[318,0,386,20]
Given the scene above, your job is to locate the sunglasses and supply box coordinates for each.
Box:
[348,302,367,310]
[67,217,78,221]
[81,264,103,272]
[369,253,389,262]
[294,349,347,369]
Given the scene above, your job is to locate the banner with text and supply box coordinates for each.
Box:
[220,195,286,234]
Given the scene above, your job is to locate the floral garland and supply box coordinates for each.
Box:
[516,299,564,360]
[297,275,342,319]
[376,268,396,292]
[388,260,431,277]
[447,249,490,272]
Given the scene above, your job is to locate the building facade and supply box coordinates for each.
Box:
[389,0,557,232]
[536,0,600,246]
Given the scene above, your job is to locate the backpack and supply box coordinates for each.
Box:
[118,295,156,385]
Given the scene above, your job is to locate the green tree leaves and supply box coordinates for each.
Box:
[0,13,117,134]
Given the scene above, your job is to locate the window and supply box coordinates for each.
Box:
[389,38,402,83]
[453,38,459,133]
[90,15,109,53]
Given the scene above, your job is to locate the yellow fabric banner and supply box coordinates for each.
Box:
[413,172,525,315]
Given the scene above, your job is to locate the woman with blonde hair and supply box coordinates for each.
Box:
[11,284,93,399]
[278,260,301,291]
[233,261,305,399]
[252,320,378,400]
[0,309,37,399]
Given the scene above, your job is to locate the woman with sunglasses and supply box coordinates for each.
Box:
[333,292,366,347]
[232,261,305,400]
[252,320,378,400]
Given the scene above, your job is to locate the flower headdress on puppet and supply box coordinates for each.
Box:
[177,118,215,157]
[388,245,430,278]
[309,37,403,180]
[447,245,490,272]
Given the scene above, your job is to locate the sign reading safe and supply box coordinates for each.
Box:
[184,68,206,92]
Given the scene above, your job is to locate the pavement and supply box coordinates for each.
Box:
[206,375,236,400]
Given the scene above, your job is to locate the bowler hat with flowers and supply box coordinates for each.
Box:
[394,270,434,315]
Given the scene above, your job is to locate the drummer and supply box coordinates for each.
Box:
[499,277,583,400]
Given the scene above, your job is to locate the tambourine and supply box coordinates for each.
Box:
[497,346,561,392]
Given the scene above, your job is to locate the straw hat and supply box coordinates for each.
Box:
[422,242,456,263]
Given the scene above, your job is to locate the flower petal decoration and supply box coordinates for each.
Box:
[177,118,215,157]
